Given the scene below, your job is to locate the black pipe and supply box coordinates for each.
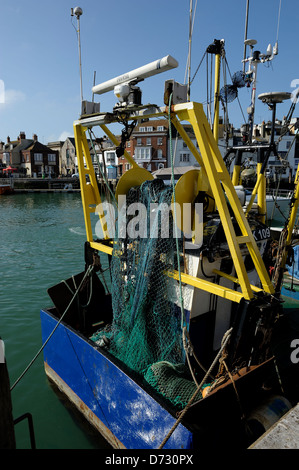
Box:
[14,413,36,449]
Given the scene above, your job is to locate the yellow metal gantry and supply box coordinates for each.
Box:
[74,100,276,304]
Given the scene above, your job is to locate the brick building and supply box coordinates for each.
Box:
[0,132,59,177]
[118,119,169,175]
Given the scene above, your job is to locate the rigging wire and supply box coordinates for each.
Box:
[276,0,282,43]
[184,0,198,88]
[168,93,187,332]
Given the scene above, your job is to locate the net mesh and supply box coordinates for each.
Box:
[91,179,203,409]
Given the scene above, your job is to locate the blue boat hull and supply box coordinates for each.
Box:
[40,308,193,449]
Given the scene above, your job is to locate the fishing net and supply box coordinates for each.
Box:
[144,361,201,409]
[91,179,202,409]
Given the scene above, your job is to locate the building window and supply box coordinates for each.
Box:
[106,152,115,163]
[34,153,43,162]
[157,137,163,145]
[137,138,142,146]
[180,153,190,162]
[146,137,151,145]
[127,141,131,148]
[157,126,164,131]
[158,163,164,169]
[48,154,56,162]
[3,153,10,164]
[135,147,151,160]
[286,141,291,149]
[146,126,153,132]
[157,149,163,159]
[139,127,145,132]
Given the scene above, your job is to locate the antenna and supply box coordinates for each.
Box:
[242,36,278,143]
[92,55,178,108]
[242,0,250,73]
[92,55,178,96]
[71,7,84,106]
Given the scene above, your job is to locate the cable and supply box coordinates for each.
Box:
[168,93,187,331]
[10,265,94,391]
[276,0,282,43]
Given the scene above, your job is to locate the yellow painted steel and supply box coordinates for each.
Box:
[257,162,266,223]
[213,269,263,293]
[168,269,244,303]
[73,122,110,241]
[245,172,263,215]
[74,100,275,304]
[90,241,113,255]
[286,163,299,245]
[115,167,154,202]
[100,124,139,169]
[232,165,241,186]
[173,101,274,297]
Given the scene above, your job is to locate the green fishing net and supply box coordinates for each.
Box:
[91,179,202,409]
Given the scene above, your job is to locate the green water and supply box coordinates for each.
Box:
[0,192,109,449]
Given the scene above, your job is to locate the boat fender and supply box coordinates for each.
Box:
[234,185,246,207]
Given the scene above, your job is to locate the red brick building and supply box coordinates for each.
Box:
[118,119,169,175]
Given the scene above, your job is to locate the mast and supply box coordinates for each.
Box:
[206,39,224,144]
[242,0,250,73]
[71,7,84,106]
[187,0,193,101]
[213,50,221,143]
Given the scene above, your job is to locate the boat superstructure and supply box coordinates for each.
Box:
[40,51,299,449]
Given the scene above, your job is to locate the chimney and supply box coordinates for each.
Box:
[7,136,10,143]
[19,131,26,140]
[33,134,38,141]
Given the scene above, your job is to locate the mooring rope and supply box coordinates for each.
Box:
[10,265,94,391]
[158,327,232,449]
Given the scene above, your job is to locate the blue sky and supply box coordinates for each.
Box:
[0,0,298,144]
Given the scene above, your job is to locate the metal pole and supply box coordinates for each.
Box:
[187,0,193,101]
[77,14,83,105]
[213,52,221,143]
[243,0,250,73]
[248,52,259,144]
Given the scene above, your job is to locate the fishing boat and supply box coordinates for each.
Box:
[40,45,299,449]
[0,178,14,195]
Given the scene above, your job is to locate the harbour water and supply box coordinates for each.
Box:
[0,192,110,449]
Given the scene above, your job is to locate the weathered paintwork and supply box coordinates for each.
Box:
[40,308,193,449]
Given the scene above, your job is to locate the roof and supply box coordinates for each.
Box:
[12,139,34,153]
[152,165,200,177]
